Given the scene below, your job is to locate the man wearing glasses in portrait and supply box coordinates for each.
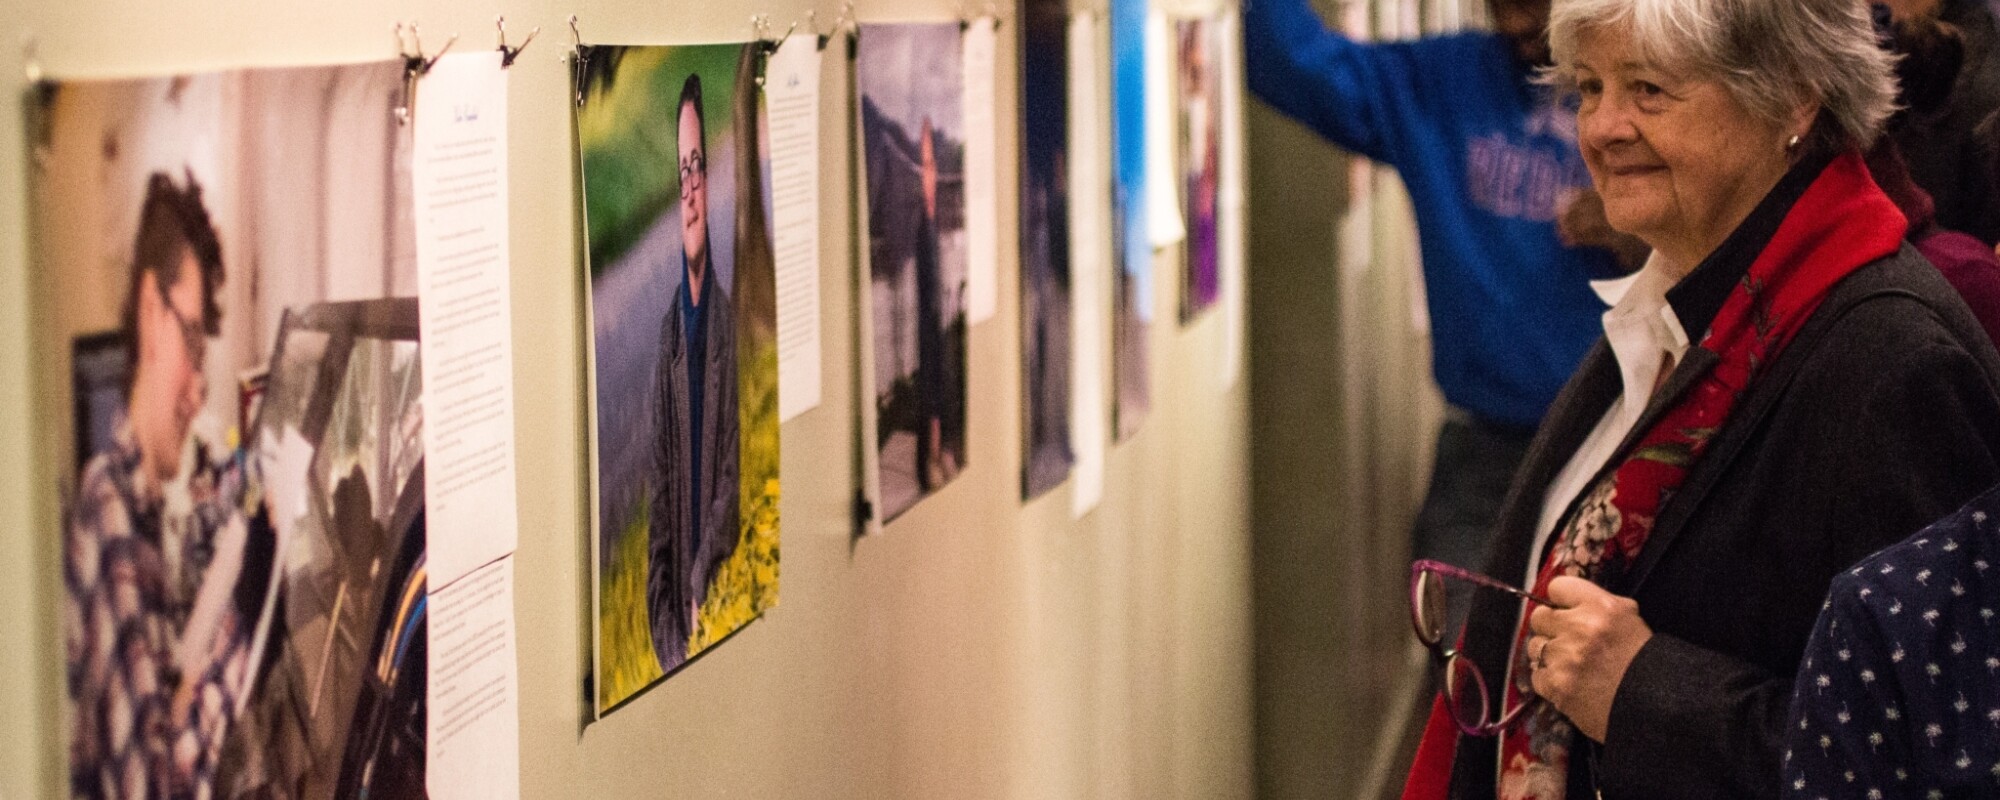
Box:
[649,72,742,672]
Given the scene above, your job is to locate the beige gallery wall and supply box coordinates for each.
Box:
[0,0,1255,797]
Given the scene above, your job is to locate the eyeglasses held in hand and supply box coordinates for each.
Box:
[1408,559,1559,737]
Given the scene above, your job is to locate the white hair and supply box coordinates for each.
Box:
[1545,0,1898,151]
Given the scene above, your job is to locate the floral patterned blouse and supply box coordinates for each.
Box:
[1784,482,2000,798]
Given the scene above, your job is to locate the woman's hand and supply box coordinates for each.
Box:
[1526,575,1653,743]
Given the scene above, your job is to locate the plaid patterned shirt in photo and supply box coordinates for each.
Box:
[65,421,250,799]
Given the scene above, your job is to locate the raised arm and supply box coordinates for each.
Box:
[1243,0,1427,163]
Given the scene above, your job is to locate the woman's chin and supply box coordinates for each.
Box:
[1600,204,1662,242]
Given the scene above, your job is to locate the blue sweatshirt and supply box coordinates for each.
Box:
[1245,0,1618,428]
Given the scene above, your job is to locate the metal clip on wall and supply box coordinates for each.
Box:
[497,15,539,69]
[815,0,856,52]
[395,21,457,125]
[569,15,589,108]
[24,34,53,170]
[22,34,42,85]
[753,13,801,89]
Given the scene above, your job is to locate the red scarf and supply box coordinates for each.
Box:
[1403,151,1907,800]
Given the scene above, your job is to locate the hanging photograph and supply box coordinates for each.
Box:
[1111,0,1153,439]
[858,23,972,522]
[576,43,782,714]
[34,62,435,798]
[1020,0,1076,499]
[1177,17,1223,322]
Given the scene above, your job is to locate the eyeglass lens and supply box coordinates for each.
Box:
[157,282,206,364]
[1414,569,1447,647]
[1410,564,1538,735]
[1444,654,1491,734]
[679,152,705,191]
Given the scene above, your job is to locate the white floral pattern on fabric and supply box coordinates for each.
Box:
[1783,483,2000,798]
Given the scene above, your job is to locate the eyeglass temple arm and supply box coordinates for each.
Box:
[1411,559,1562,608]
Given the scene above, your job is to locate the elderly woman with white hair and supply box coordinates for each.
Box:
[1399,0,2000,797]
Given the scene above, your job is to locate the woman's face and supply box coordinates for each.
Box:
[1572,25,1801,264]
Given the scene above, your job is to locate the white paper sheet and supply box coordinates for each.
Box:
[1217,11,1247,390]
[1070,12,1110,518]
[1144,11,1187,249]
[767,37,826,422]
[425,558,521,800]
[963,17,1001,324]
[415,51,519,583]
[412,50,520,800]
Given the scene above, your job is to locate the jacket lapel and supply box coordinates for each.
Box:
[1449,337,1664,793]
[1477,340,1622,578]
[1611,347,1721,463]
[697,295,724,526]
[1615,260,1890,595]
[1463,340,1622,683]
[668,305,693,538]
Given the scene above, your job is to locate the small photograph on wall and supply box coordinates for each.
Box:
[1111,0,1153,440]
[576,43,782,715]
[1021,0,1076,500]
[35,62,433,798]
[1177,16,1223,322]
[858,22,972,522]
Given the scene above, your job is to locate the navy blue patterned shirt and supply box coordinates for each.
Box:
[1783,483,2000,798]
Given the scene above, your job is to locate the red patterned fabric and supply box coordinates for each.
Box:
[1487,152,1907,798]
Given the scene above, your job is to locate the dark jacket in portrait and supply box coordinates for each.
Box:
[648,273,741,670]
[914,210,947,424]
[1892,0,2000,245]
[1447,156,2000,799]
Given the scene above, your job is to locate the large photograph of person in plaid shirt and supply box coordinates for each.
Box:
[34,61,430,799]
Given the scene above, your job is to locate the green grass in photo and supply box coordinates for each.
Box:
[690,340,780,653]
[598,498,664,712]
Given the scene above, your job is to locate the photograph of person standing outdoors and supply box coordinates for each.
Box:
[646,70,742,675]
[857,22,972,523]
[579,43,780,714]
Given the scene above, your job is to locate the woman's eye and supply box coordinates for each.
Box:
[1578,78,1602,95]
[1634,81,1664,97]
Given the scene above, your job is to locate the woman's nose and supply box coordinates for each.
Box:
[1580,100,1637,150]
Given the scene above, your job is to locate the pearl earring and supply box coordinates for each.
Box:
[1787,134,1801,152]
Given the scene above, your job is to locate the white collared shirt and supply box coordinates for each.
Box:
[1524,254,1692,587]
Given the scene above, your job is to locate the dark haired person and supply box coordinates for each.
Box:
[1881,0,2000,245]
[1245,0,1646,588]
[649,73,741,671]
[913,116,955,490]
[65,171,250,798]
[1867,9,2000,346]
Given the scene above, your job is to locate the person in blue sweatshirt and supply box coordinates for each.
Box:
[1246,0,1642,577]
